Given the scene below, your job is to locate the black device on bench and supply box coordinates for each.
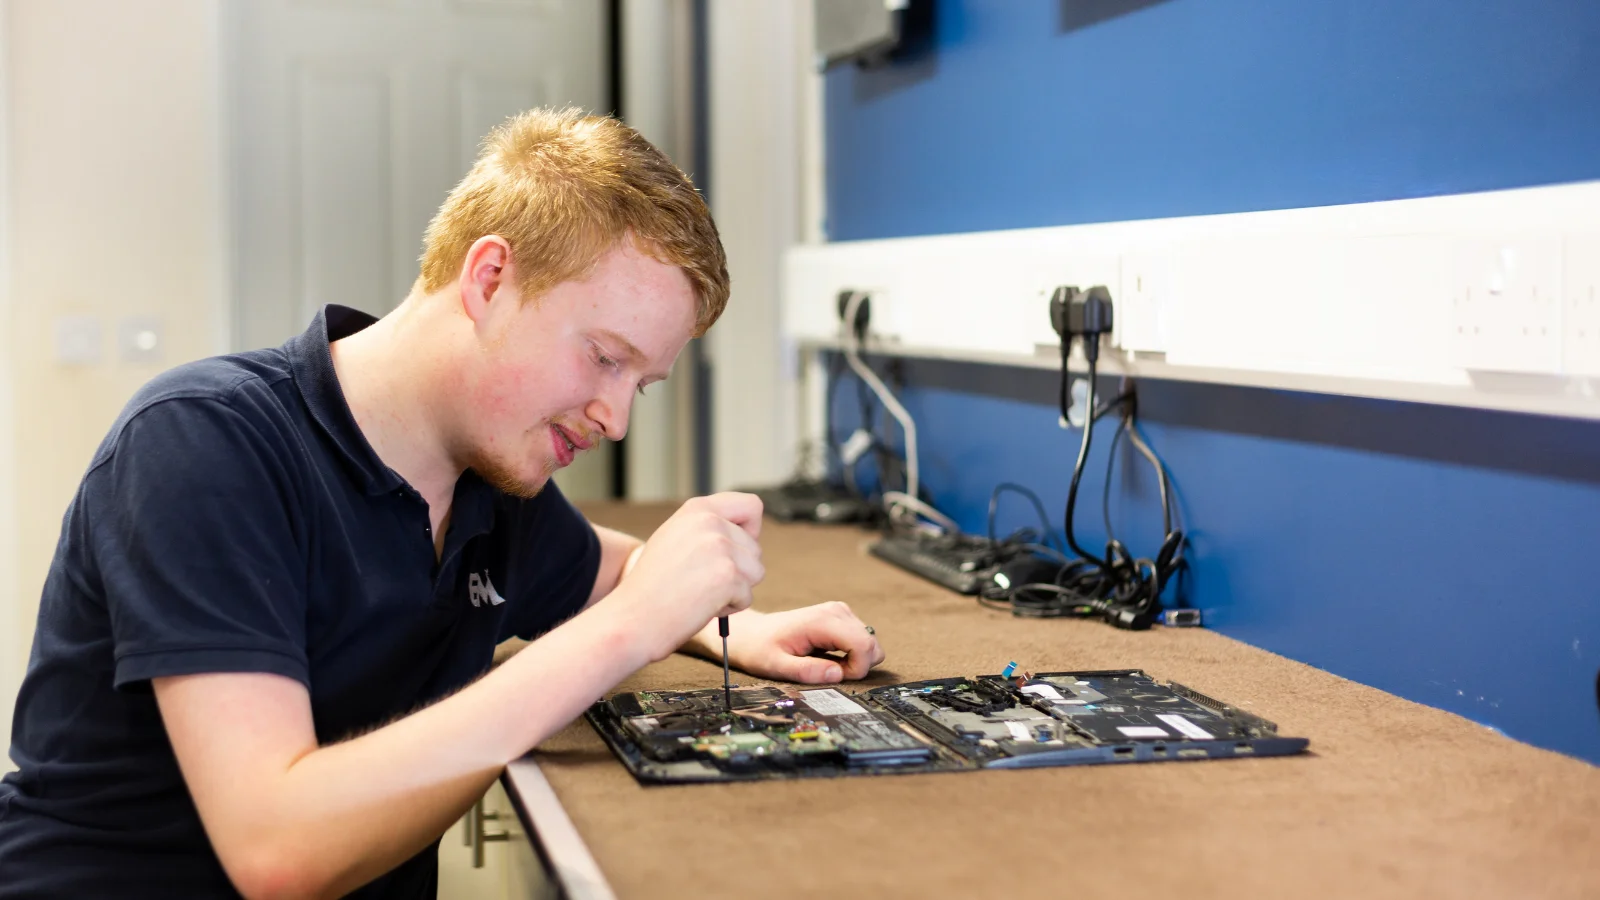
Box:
[750,479,877,525]
[865,531,1024,594]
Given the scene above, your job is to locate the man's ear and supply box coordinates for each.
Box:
[458,235,513,323]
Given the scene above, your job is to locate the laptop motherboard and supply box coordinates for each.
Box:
[586,669,1308,784]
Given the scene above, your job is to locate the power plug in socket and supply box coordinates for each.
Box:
[836,290,872,342]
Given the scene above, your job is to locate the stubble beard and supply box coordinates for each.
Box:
[465,433,553,500]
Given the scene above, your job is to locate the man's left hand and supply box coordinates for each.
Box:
[723,602,885,684]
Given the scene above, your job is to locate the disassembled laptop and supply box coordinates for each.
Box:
[588,666,1308,784]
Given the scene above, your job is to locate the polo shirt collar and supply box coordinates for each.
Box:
[285,306,500,547]
[283,304,408,496]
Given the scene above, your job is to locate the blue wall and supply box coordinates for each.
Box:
[823,1,1600,762]
[827,0,1600,240]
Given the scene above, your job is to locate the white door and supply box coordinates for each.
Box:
[0,0,19,765]
[224,0,614,499]
[226,0,609,346]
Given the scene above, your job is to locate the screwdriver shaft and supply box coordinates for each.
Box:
[719,615,731,711]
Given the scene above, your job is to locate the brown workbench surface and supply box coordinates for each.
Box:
[529,503,1600,899]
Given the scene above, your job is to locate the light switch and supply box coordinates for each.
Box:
[118,316,164,365]
[54,316,104,366]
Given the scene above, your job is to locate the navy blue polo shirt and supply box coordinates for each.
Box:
[0,306,601,898]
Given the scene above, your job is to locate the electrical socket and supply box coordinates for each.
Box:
[1033,254,1121,350]
[1449,237,1562,374]
[1117,253,1170,353]
[1562,235,1600,377]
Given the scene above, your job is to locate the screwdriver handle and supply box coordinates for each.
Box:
[718,615,730,638]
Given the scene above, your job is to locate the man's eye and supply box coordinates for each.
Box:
[595,352,618,369]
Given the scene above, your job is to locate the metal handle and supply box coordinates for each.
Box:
[466,795,510,868]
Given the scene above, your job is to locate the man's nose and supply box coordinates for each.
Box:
[587,385,633,442]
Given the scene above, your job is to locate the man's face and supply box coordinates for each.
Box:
[459,239,698,498]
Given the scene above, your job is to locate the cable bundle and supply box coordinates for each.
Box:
[838,291,960,534]
[980,286,1187,629]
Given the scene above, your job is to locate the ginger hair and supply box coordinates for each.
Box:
[418,107,728,335]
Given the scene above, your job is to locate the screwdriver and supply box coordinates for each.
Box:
[719,615,732,712]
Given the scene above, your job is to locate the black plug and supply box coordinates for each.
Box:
[1048,285,1115,363]
[1048,285,1077,340]
[1103,604,1156,630]
[836,290,871,342]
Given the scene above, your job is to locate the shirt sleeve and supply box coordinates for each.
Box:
[87,390,311,691]
[498,482,601,643]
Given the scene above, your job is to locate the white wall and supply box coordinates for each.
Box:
[3,0,225,739]
[0,0,22,755]
[706,0,815,491]
[784,181,1600,424]
[0,0,821,740]
[620,0,696,501]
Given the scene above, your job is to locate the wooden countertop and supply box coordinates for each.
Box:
[518,502,1600,899]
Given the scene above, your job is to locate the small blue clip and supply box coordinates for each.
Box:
[1000,661,1018,678]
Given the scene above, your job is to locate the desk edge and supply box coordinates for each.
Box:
[502,758,617,900]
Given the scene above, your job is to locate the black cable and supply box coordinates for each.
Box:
[1126,416,1177,534]
[987,482,1059,551]
[1126,417,1176,536]
[821,355,891,505]
[1099,399,1177,546]
[983,338,1188,627]
[973,425,1187,626]
[824,350,847,453]
[854,365,885,495]
[1100,416,1127,544]
[1061,378,1136,563]
[832,353,922,535]
[777,351,862,499]
[856,360,876,436]
[1062,357,1104,565]
[854,359,905,502]
[970,284,1191,628]
[822,351,870,499]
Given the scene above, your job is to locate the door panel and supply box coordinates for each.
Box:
[458,70,557,175]
[226,0,608,349]
[297,66,397,319]
[225,0,614,499]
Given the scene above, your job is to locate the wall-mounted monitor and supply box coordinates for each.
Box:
[814,0,933,71]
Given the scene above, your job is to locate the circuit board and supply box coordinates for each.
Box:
[867,670,1308,768]
[586,685,969,783]
[587,670,1308,784]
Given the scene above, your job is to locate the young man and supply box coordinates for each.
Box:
[0,108,884,898]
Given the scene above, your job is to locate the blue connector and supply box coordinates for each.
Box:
[1000,661,1018,678]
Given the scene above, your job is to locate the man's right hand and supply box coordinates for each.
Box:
[603,492,765,663]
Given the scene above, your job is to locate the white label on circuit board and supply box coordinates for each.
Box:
[1005,721,1035,742]
[1156,714,1215,740]
[800,689,868,716]
[1020,684,1064,700]
[1118,726,1169,738]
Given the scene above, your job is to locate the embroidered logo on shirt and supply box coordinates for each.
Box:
[467,571,506,608]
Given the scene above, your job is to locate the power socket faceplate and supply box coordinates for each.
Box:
[1562,236,1600,377]
[1450,238,1562,374]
